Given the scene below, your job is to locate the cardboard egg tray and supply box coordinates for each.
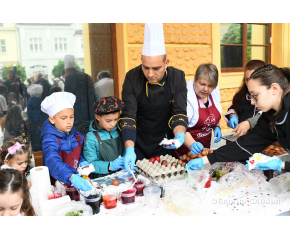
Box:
[135,154,185,185]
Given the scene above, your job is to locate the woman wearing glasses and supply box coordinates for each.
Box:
[185,64,290,173]
[224,60,265,137]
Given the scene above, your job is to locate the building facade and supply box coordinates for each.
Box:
[0,23,20,79]
[16,23,84,81]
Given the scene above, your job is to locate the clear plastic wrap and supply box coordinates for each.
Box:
[187,169,210,192]
[214,162,267,196]
[162,179,203,216]
[49,200,93,216]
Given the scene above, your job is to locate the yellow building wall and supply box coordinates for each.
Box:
[0,23,19,66]
[272,23,290,67]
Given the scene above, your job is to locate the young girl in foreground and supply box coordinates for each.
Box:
[0,169,35,216]
[0,139,32,188]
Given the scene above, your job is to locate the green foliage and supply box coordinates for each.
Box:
[221,23,253,64]
[2,64,27,82]
[221,24,243,44]
[52,60,82,78]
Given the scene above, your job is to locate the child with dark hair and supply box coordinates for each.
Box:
[0,138,32,188]
[7,92,23,111]
[224,60,266,134]
[49,86,62,95]
[2,105,26,142]
[83,97,125,178]
[0,169,35,216]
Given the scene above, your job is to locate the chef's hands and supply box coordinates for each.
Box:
[214,126,222,143]
[124,147,136,173]
[233,120,250,139]
[110,157,125,171]
[184,157,206,171]
[79,161,89,168]
[190,142,204,155]
[228,115,238,129]
[163,132,185,149]
[248,159,283,172]
[70,174,92,191]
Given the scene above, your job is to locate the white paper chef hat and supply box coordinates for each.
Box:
[41,92,76,117]
[64,55,76,69]
[142,23,166,56]
[27,84,43,97]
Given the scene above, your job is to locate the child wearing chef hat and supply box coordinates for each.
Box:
[40,92,92,192]
[83,96,126,178]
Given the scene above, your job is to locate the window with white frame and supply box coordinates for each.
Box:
[30,38,43,53]
[54,38,67,52]
[0,40,6,53]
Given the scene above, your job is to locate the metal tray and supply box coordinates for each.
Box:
[221,134,237,142]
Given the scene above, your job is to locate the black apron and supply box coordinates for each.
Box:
[89,129,124,179]
[135,76,174,160]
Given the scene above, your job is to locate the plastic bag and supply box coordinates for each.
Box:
[162,179,203,216]
[49,200,93,216]
[163,187,202,216]
[187,169,209,192]
[214,162,267,196]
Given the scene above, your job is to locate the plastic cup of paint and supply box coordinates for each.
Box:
[102,193,117,209]
[65,185,80,201]
[85,193,101,214]
[121,188,136,205]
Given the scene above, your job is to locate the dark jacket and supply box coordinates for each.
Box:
[35,78,52,101]
[64,71,95,128]
[118,65,188,142]
[208,92,290,172]
[27,97,48,151]
[41,119,86,185]
[3,80,27,107]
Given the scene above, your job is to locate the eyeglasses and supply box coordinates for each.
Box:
[249,86,271,103]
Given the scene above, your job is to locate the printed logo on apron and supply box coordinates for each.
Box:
[197,114,216,138]
[74,159,78,169]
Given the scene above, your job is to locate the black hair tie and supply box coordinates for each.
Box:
[280,68,285,75]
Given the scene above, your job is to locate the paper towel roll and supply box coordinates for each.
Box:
[30,166,51,207]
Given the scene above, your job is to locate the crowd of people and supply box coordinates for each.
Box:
[1,23,290,216]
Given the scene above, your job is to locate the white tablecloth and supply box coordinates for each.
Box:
[92,172,290,216]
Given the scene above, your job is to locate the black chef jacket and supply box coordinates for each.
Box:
[118,65,188,143]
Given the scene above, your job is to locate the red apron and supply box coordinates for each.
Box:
[50,133,82,186]
[173,94,221,158]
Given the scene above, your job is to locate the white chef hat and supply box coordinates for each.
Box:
[27,84,43,97]
[64,55,76,69]
[142,23,166,56]
[41,92,76,117]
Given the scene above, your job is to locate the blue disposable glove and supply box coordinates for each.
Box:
[163,132,185,149]
[190,142,204,155]
[214,126,222,143]
[246,159,283,172]
[184,157,206,171]
[124,147,136,173]
[70,174,92,191]
[228,115,238,129]
[79,161,89,168]
[110,157,125,171]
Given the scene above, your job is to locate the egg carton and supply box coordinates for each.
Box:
[135,154,185,185]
